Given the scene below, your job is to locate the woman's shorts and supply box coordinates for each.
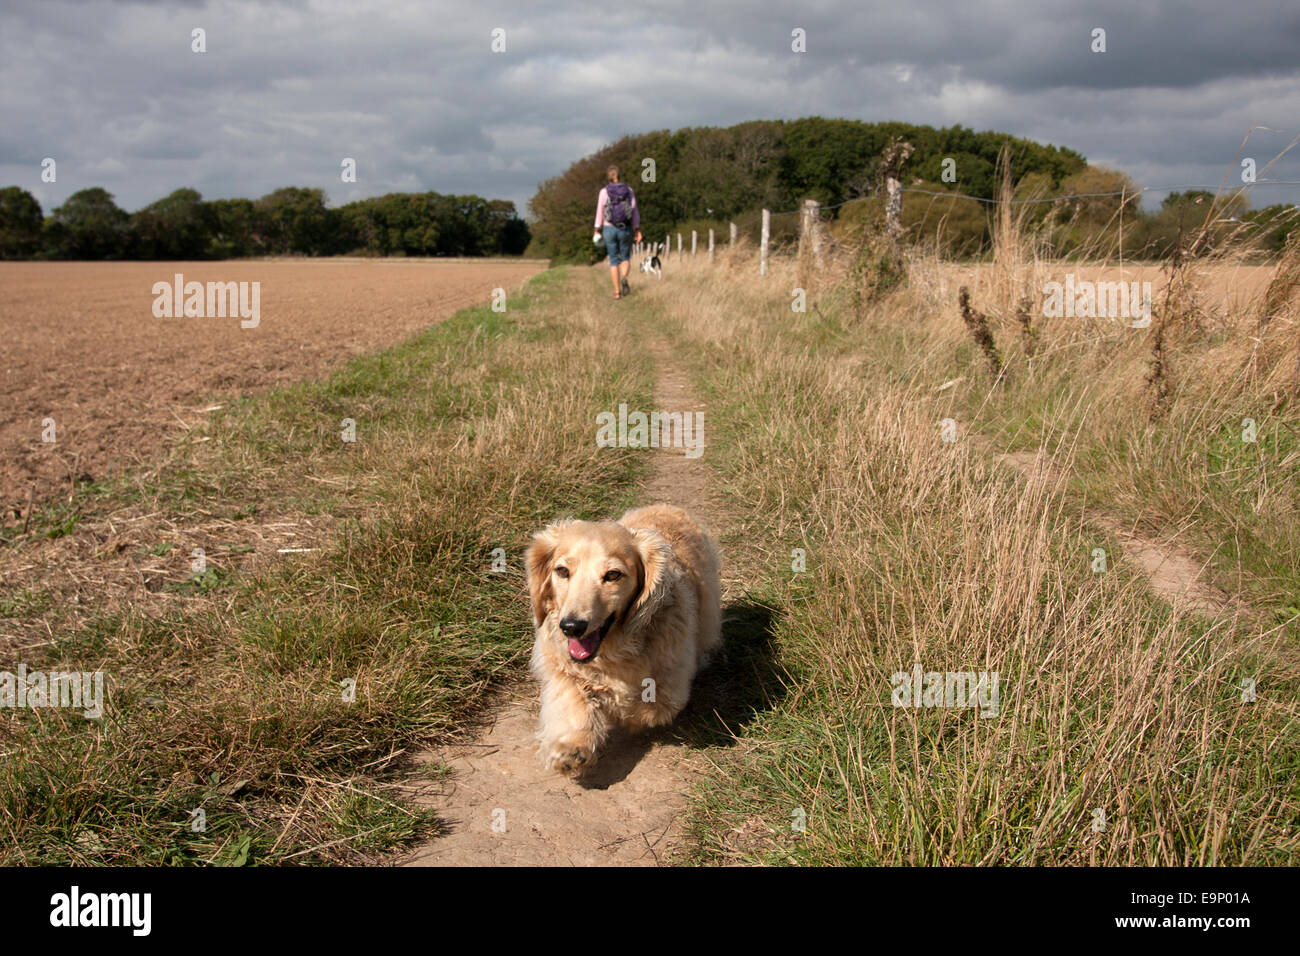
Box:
[602,225,633,266]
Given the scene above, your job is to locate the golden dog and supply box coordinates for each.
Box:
[526,504,721,774]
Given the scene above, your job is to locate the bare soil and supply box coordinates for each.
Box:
[0,258,547,514]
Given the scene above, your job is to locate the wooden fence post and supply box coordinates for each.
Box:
[882,138,914,251]
[760,209,770,277]
[730,222,737,247]
[708,228,715,263]
[800,198,824,276]
[885,180,902,243]
[677,233,682,262]
[691,230,697,258]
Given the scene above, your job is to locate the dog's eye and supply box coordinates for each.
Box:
[555,567,569,579]
[603,570,623,583]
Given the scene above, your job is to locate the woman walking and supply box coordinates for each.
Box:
[593,165,642,299]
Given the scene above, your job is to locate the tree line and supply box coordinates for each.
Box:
[526,116,1296,263]
[0,185,531,260]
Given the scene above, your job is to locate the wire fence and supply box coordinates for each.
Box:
[900,181,1300,206]
[634,178,1299,273]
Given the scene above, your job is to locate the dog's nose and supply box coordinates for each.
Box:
[559,617,588,638]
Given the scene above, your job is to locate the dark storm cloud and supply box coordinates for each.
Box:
[1,0,1296,218]
[673,1,1300,91]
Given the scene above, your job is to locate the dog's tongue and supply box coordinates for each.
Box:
[568,633,601,660]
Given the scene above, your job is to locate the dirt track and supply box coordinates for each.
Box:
[0,258,547,514]
[402,281,728,867]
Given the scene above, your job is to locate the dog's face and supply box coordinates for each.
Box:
[526,520,671,664]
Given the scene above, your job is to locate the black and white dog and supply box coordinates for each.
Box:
[639,245,663,279]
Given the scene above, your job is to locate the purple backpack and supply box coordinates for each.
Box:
[604,182,634,227]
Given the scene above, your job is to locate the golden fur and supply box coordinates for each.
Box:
[525,504,721,774]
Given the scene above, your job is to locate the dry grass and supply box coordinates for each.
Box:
[631,247,1299,865]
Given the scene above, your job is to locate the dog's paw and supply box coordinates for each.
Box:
[631,699,682,729]
[543,736,596,775]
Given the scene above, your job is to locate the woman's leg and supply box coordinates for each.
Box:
[603,226,622,297]
[617,229,632,294]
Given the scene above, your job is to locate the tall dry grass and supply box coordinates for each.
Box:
[630,240,1299,865]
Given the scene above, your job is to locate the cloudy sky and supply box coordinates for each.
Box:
[4,0,1299,218]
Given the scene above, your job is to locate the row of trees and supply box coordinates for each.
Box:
[0,185,531,260]
[526,116,1296,263]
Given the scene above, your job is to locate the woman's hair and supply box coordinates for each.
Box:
[606,165,620,183]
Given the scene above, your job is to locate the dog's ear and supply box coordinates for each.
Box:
[525,521,571,628]
[623,527,675,635]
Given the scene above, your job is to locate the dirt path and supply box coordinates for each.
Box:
[996,449,1234,615]
[401,289,722,867]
